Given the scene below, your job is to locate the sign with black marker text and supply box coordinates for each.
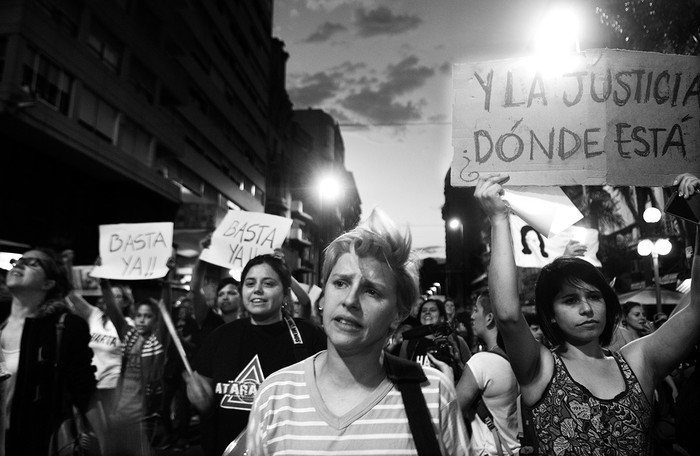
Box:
[199,211,292,280]
[452,49,699,186]
[90,222,173,280]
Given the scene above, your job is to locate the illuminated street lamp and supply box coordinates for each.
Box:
[643,207,662,223]
[317,173,343,251]
[637,238,672,314]
[533,5,581,55]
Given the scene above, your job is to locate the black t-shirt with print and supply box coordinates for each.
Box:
[195,317,326,456]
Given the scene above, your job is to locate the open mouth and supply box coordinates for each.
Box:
[334,316,361,330]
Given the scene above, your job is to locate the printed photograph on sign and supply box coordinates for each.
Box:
[510,215,601,268]
[90,222,174,280]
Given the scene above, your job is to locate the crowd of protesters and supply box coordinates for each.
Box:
[0,173,697,456]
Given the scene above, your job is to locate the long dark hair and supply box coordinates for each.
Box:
[535,257,620,347]
[521,226,548,257]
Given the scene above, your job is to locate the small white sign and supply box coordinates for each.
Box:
[199,211,292,280]
[90,222,174,280]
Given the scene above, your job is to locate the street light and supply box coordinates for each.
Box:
[637,238,672,314]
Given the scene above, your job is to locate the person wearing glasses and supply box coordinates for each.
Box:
[1,249,96,456]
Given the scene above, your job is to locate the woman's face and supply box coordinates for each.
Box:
[444,300,455,318]
[525,230,540,251]
[322,253,399,356]
[624,305,647,335]
[5,250,53,293]
[135,304,157,335]
[217,284,241,315]
[551,281,606,345]
[241,263,287,325]
[420,301,443,326]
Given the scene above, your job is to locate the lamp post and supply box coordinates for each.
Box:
[637,238,672,315]
[447,218,463,300]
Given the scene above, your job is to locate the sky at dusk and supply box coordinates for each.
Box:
[273,0,606,254]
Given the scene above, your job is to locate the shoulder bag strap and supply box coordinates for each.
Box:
[384,353,442,456]
[283,314,308,362]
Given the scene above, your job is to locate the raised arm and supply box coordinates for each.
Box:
[624,173,700,392]
[100,279,129,338]
[474,175,549,392]
[290,277,311,319]
[190,258,210,328]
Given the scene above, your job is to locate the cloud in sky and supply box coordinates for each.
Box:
[341,56,433,124]
[288,55,436,124]
[354,7,422,37]
[303,21,347,43]
[342,89,423,124]
[288,71,342,107]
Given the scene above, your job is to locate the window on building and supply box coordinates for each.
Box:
[21,46,74,115]
[117,116,154,164]
[189,88,208,115]
[128,57,157,103]
[87,21,123,73]
[77,88,119,142]
[32,0,81,37]
[0,37,7,81]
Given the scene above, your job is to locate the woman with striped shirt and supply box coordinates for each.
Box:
[246,209,469,455]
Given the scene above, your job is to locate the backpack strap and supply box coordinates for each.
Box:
[473,348,514,456]
[384,353,442,456]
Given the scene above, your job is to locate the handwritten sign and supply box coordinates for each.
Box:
[90,222,173,280]
[452,49,700,187]
[199,211,292,280]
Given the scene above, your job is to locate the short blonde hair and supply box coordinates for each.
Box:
[321,209,420,320]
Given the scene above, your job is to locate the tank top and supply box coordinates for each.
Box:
[530,350,652,456]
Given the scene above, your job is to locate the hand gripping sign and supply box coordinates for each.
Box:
[199,211,293,281]
[90,222,174,280]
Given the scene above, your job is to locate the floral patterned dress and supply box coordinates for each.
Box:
[529,350,652,456]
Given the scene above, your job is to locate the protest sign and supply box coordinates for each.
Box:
[452,49,699,187]
[90,222,174,280]
[510,215,601,269]
[199,211,293,280]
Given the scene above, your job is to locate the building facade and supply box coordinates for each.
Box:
[0,0,279,263]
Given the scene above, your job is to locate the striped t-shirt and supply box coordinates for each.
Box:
[246,351,469,455]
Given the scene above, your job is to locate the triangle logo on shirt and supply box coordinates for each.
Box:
[217,355,265,411]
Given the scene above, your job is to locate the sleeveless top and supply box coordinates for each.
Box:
[530,350,652,456]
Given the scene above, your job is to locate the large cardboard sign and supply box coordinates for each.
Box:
[199,211,293,280]
[91,222,174,280]
[452,49,700,187]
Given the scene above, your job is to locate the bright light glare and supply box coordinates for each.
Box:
[643,207,662,223]
[533,6,581,56]
[655,239,672,256]
[637,238,672,256]
[318,176,342,201]
[637,239,653,256]
[448,218,462,230]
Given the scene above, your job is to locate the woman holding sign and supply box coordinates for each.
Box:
[475,172,700,456]
[101,278,166,456]
[185,254,326,456]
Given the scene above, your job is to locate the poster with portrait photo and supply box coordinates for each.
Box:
[510,215,601,269]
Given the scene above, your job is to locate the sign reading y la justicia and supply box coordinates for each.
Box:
[451,49,700,187]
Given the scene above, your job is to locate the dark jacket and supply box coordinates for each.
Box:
[6,307,96,456]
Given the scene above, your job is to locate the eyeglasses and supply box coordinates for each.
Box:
[9,257,47,271]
